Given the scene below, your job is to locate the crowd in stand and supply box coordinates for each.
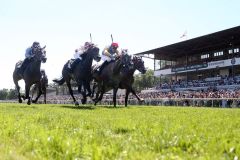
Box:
[29,86,240,108]
[156,75,240,90]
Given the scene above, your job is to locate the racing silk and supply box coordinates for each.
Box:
[102,45,120,56]
[73,49,83,60]
[25,47,35,58]
[73,46,87,60]
[73,43,93,60]
[102,45,120,62]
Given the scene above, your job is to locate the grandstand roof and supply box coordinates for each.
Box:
[135,26,240,60]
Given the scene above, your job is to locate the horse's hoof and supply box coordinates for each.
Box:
[81,99,86,104]
[19,99,22,103]
[27,101,31,105]
[74,101,79,106]
[32,100,36,103]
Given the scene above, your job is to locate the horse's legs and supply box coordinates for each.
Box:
[25,84,31,105]
[85,81,92,97]
[32,83,42,104]
[14,80,22,103]
[44,89,46,104]
[77,81,82,93]
[94,84,104,105]
[81,92,87,104]
[66,81,79,106]
[77,81,86,104]
[113,88,118,107]
[91,80,97,98]
[92,82,100,101]
[80,82,87,104]
[129,86,144,102]
[125,89,130,107]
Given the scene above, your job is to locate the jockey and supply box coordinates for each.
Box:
[19,41,41,75]
[69,42,94,72]
[97,42,120,74]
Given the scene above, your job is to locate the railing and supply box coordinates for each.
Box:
[1,98,240,108]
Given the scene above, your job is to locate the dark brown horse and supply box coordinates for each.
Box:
[53,45,100,106]
[92,53,133,107]
[92,55,146,106]
[13,46,47,105]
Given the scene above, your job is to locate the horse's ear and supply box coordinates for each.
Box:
[42,45,46,49]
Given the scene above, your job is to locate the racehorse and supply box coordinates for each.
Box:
[53,45,100,105]
[118,56,146,106]
[92,52,133,107]
[31,70,48,104]
[13,46,47,105]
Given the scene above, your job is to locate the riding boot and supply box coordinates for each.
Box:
[19,58,30,75]
[70,58,81,73]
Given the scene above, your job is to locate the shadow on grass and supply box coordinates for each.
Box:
[7,103,38,109]
[58,105,96,110]
[114,127,133,134]
[99,105,127,109]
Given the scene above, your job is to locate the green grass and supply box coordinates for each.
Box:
[0,103,240,160]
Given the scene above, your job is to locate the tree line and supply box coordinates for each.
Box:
[0,89,17,100]
[133,69,160,92]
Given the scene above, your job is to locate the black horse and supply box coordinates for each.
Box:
[13,46,47,105]
[92,53,133,107]
[53,45,100,105]
[31,70,48,104]
[118,56,146,106]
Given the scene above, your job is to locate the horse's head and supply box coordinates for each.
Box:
[132,56,146,74]
[120,52,133,68]
[33,46,47,63]
[86,44,101,62]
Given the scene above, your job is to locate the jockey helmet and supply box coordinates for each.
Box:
[32,41,40,48]
[84,42,93,48]
[111,42,119,49]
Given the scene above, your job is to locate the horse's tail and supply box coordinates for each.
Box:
[53,77,65,85]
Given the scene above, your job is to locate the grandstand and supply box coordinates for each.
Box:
[136,26,240,91]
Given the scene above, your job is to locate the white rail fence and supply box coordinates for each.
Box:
[1,98,240,108]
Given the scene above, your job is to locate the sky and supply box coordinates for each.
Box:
[0,0,239,89]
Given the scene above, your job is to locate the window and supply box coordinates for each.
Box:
[214,51,223,57]
[201,54,209,59]
[229,49,233,54]
[234,48,239,53]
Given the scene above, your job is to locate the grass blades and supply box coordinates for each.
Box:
[0,103,240,159]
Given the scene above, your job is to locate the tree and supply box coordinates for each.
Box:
[133,69,159,92]
[0,89,8,100]
[7,89,17,99]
